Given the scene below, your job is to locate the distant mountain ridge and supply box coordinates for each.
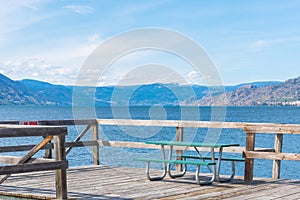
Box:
[195,77,300,106]
[0,73,299,106]
[0,74,40,105]
[20,79,72,105]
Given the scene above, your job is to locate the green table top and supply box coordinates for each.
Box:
[145,141,240,148]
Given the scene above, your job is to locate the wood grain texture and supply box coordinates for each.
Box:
[244,151,300,160]
[272,134,283,179]
[0,166,299,200]
[54,135,68,199]
[0,125,67,137]
[244,131,255,183]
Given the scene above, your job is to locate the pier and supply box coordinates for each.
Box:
[1,165,300,199]
[1,119,300,199]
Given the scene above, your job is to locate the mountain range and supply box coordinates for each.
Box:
[0,73,299,106]
[195,77,300,106]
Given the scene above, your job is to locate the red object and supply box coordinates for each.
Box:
[23,121,38,125]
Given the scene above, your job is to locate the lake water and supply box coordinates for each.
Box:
[0,106,299,180]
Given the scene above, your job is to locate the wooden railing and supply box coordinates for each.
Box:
[0,124,68,199]
[1,119,300,184]
[243,124,300,182]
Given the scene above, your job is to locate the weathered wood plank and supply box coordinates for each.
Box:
[225,181,300,199]
[244,131,255,183]
[92,124,99,165]
[0,121,19,125]
[54,135,68,200]
[2,118,300,134]
[38,119,97,126]
[0,161,67,175]
[95,140,272,153]
[0,156,54,164]
[176,126,183,171]
[272,134,283,179]
[0,126,67,137]
[1,166,300,200]
[244,124,300,134]
[0,140,273,157]
[244,151,300,160]
[97,119,300,133]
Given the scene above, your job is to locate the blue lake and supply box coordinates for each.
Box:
[0,106,299,180]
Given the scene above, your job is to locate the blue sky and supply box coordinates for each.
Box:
[0,0,299,86]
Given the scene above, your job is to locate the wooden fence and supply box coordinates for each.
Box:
[0,124,68,199]
[1,119,300,185]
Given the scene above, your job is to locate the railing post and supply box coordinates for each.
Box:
[176,127,183,172]
[272,134,283,179]
[54,135,68,200]
[244,131,255,183]
[92,122,100,165]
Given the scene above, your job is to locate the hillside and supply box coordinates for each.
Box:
[0,74,40,105]
[0,74,73,105]
[195,76,300,106]
[20,79,72,105]
[1,73,299,106]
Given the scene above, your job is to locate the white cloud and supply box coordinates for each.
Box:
[36,43,99,64]
[250,40,268,51]
[0,0,54,34]
[114,1,166,17]
[64,5,94,15]
[0,31,104,85]
[88,34,100,42]
[249,37,300,52]
[187,70,205,85]
[0,58,77,85]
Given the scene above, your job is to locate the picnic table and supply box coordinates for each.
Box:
[135,141,243,185]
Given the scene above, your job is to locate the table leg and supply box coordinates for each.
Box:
[161,145,167,171]
[216,147,235,182]
[210,147,217,181]
[167,145,173,172]
[194,147,215,185]
[167,145,187,178]
[195,163,215,184]
[215,147,223,182]
[195,164,214,185]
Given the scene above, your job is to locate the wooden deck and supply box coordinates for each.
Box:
[0,165,299,200]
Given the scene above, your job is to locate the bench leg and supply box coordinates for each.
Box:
[167,145,187,178]
[168,163,187,178]
[195,165,215,185]
[146,161,167,181]
[216,161,235,183]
